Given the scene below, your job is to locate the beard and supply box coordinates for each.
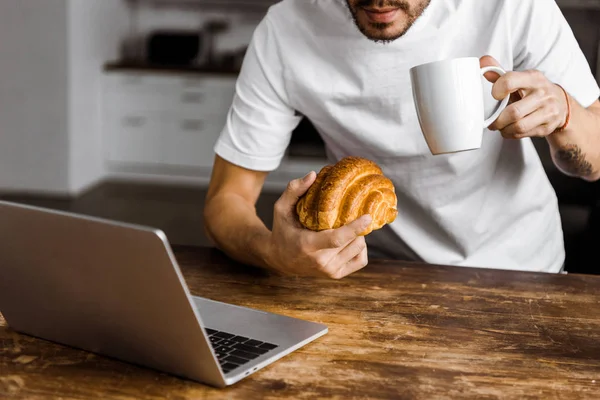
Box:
[345,0,431,44]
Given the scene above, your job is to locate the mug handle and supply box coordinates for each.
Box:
[481,66,511,128]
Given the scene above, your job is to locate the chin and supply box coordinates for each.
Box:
[356,14,411,42]
[366,27,404,42]
[359,23,410,42]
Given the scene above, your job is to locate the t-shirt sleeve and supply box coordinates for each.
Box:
[511,0,600,108]
[213,12,302,171]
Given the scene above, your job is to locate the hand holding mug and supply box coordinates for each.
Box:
[480,55,570,139]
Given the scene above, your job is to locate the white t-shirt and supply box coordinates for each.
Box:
[214,0,600,273]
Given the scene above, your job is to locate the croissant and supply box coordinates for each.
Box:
[296,156,398,236]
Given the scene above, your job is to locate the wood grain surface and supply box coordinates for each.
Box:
[1,246,599,399]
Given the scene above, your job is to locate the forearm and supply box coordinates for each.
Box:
[546,96,600,182]
[203,193,273,269]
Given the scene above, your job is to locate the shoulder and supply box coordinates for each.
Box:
[454,0,512,18]
[267,0,344,18]
[500,0,560,22]
[263,0,347,37]
[452,0,543,21]
[459,0,541,14]
[454,0,560,36]
[264,0,313,29]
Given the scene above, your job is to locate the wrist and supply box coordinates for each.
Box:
[546,124,571,150]
[554,83,571,133]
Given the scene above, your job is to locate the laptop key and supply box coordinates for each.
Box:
[215,352,228,360]
[230,349,259,360]
[258,342,278,350]
[218,340,237,347]
[214,345,234,354]
[221,362,239,372]
[209,336,222,344]
[214,332,235,339]
[244,339,263,347]
[205,328,218,335]
[233,343,268,355]
[223,355,248,365]
[231,335,250,343]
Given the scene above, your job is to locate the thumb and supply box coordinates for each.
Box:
[278,171,316,213]
[480,55,503,83]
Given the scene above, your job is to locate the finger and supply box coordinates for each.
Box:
[492,70,545,101]
[311,214,373,250]
[480,56,528,101]
[334,236,366,265]
[500,109,554,139]
[489,91,544,131]
[480,55,503,83]
[331,246,369,280]
[322,239,368,280]
[274,171,316,216]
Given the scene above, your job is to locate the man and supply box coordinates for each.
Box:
[203,0,600,278]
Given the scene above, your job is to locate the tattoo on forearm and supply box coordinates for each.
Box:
[554,144,594,177]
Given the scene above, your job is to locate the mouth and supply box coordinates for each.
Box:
[361,7,400,24]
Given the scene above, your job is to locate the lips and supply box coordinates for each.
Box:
[362,7,400,24]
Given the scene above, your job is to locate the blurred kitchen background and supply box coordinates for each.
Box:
[0,0,598,274]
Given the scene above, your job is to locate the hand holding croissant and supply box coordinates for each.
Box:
[263,156,397,280]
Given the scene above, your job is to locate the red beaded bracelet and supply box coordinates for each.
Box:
[555,84,571,132]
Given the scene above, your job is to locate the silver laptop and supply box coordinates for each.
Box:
[0,200,327,387]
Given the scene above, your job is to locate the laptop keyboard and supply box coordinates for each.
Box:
[204,328,279,374]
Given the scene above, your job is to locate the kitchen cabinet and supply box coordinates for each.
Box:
[103,71,235,170]
[102,69,328,191]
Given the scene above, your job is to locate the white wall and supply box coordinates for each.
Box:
[0,0,130,195]
[0,0,70,194]
[68,0,130,193]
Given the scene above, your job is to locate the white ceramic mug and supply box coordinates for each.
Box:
[409,57,510,155]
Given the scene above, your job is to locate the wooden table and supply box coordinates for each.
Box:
[1,246,600,399]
